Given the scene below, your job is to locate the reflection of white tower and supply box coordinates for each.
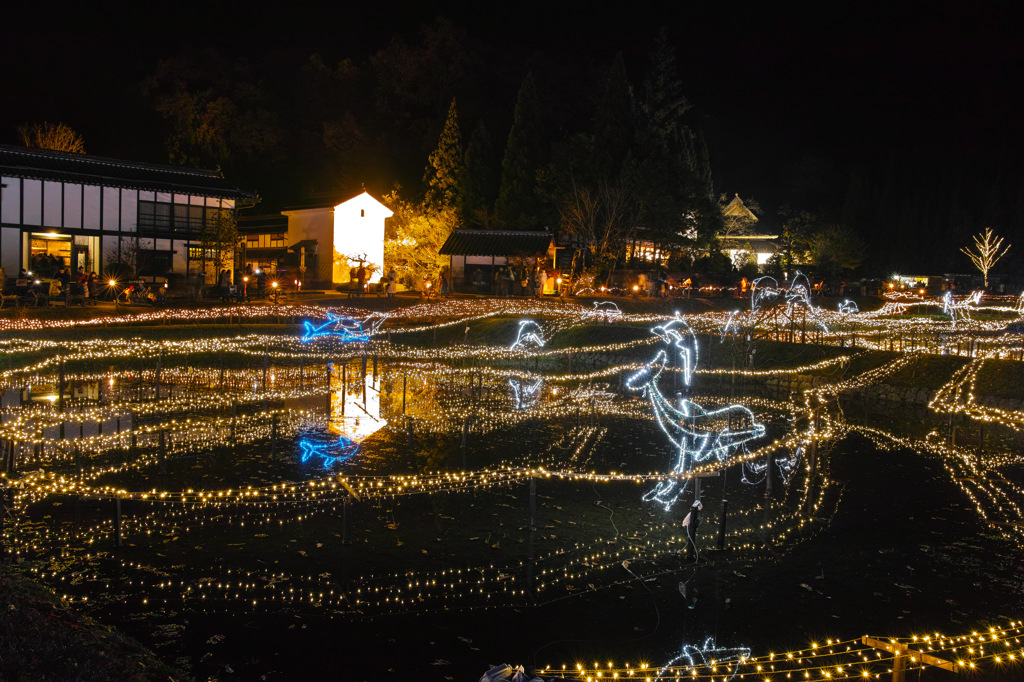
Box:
[330,370,387,441]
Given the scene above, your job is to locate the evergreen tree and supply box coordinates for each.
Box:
[496,72,545,229]
[462,120,499,228]
[423,98,464,221]
[640,28,691,147]
[592,52,635,179]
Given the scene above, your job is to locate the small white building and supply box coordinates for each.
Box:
[0,144,254,281]
[281,192,393,285]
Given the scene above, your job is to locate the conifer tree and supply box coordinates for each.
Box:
[423,98,464,221]
[462,120,498,228]
[496,72,545,229]
[592,52,635,179]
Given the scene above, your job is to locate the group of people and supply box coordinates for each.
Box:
[632,270,692,298]
[14,265,101,305]
[422,266,451,298]
[484,265,551,297]
[216,266,266,299]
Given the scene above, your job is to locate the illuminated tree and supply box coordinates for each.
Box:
[960,227,1009,288]
[195,210,240,284]
[383,189,455,290]
[18,122,85,153]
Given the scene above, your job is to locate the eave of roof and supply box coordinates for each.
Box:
[0,144,256,200]
[439,230,553,257]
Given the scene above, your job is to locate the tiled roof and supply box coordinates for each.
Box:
[439,230,553,256]
[0,145,256,200]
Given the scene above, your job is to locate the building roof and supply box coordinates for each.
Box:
[721,194,759,222]
[0,144,257,200]
[439,230,553,257]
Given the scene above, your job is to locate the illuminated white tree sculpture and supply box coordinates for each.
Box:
[961,227,1010,288]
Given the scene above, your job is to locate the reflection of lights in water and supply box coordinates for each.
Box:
[657,637,751,681]
[509,319,544,350]
[299,436,360,468]
[301,312,382,342]
[508,376,543,410]
[330,373,387,441]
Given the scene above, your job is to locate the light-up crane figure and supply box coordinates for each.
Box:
[721,271,828,341]
[628,314,765,510]
[943,290,982,330]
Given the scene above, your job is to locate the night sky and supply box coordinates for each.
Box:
[4,1,1022,266]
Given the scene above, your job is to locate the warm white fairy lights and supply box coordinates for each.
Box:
[1,295,1022,671]
[539,621,1024,682]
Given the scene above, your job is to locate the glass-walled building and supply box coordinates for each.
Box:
[0,144,255,281]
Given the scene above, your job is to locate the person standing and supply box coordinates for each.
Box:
[682,500,703,563]
[356,262,367,293]
[536,267,547,297]
[386,267,397,299]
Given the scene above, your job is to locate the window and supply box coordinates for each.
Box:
[139,201,172,231]
[247,235,259,247]
[270,233,285,247]
[138,249,174,275]
[188,246,216,260]
[139,201,212,235]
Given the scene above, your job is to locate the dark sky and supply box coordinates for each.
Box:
[4,1,1022,210]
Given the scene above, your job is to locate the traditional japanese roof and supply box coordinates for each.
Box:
[439,230,553,257]
[721,194,758,223]
[0,144,256,200]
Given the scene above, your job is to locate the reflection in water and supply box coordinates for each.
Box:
[299,436,360,468]
[657,637,751,680]
[329,370,386,441]
[301,312,383,342]
[508,376,543,410]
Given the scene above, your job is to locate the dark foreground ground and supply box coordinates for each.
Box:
[9,425,1013,682]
